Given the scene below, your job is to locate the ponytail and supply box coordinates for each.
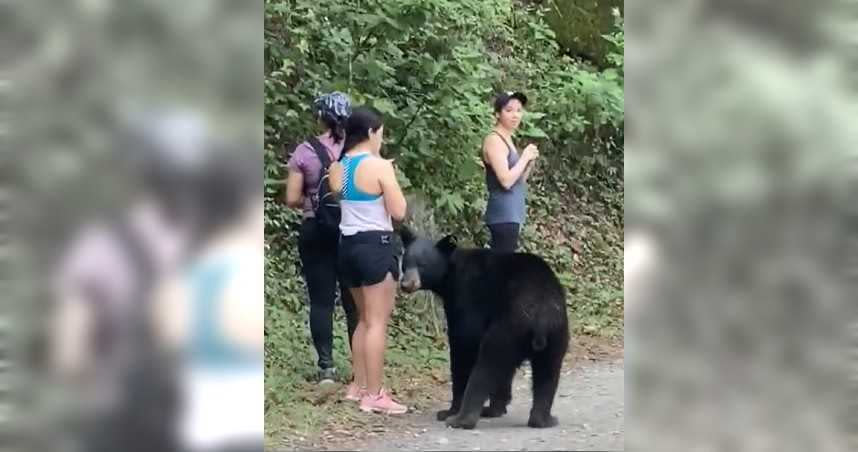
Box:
[341,106,383,155]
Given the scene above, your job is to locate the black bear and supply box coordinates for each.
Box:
[398,227,570,429]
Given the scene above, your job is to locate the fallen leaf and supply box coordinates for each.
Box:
[571,239,583,254]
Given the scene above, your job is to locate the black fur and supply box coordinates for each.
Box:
[400,227,570,429]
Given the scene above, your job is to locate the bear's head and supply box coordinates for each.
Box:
[398,226,457,293]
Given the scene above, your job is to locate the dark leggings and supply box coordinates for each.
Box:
[487,222,521,253]
[298,219,358,370]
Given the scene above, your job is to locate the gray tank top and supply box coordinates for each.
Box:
[484,132,527,225]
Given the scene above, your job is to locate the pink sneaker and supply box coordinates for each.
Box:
[359,389,408,414]
[344,382,366,402]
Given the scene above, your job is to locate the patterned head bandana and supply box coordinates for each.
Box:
[313,91,352,124]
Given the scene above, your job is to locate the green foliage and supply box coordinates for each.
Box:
[544,0,624,69]
[264,0,623,441]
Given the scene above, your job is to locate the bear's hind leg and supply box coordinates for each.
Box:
[527,339,566,428]
[482,365,516,418]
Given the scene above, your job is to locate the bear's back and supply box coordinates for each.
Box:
[447,248,566,317]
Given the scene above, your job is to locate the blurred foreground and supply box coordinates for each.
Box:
[625,1,858,450]
[5,2,263,452]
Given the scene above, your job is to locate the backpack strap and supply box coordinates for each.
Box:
[112,220,156,295]
[307,136,332,170]
[110,217,162,359]
[95,218,181,452]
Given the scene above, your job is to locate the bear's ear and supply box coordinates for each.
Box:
[436,234,458,255]
[398,224,417,247]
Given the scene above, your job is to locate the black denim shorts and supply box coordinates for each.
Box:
[338,231,401,289]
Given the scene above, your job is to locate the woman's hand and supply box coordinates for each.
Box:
[378,159,407,221]
[522,144,540,162]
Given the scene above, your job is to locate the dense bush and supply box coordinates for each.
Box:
[544,0,624,69]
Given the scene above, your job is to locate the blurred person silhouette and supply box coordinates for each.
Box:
[51,111,221,452]
[152,149,264,452]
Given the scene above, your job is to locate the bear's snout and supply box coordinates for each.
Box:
[400,268,421,293]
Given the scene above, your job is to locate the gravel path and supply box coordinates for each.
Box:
[356,358,624,451]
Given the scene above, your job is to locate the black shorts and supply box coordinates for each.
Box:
[338,231,401,289]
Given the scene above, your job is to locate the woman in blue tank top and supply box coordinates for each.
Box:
[151,152,264,452]
[328,106,409,415]
[482,91,540,252]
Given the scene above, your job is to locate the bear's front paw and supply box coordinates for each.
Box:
[480,405,506,418]
[527,414,559,428]
[436,409,456,421]
[445,414,478,430]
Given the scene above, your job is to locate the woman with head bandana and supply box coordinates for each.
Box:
[284,92,359,384]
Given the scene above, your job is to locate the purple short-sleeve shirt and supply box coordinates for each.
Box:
[286,131,344,218]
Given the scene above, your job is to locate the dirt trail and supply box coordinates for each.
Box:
[354,358,624,451]
[272,337,624,451]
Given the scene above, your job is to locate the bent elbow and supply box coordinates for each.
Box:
[391,203,407,222]
[391,208,407,222]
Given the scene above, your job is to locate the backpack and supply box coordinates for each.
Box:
[306,136,341,238]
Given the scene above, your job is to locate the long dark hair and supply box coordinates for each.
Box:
[341,106,383,156]
[322,116,346,144]
[193,146,263,247]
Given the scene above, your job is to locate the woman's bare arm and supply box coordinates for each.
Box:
[284,169,304,208]
[483,135,532,189]
[377,160,407,221]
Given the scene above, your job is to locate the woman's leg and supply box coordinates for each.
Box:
[334,240,359,350]
[349,287,368,388]
[298,221,338,375]
[488,223,520,253]
[360,273,397,395]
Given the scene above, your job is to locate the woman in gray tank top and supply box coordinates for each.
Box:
[482,91,540,252]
